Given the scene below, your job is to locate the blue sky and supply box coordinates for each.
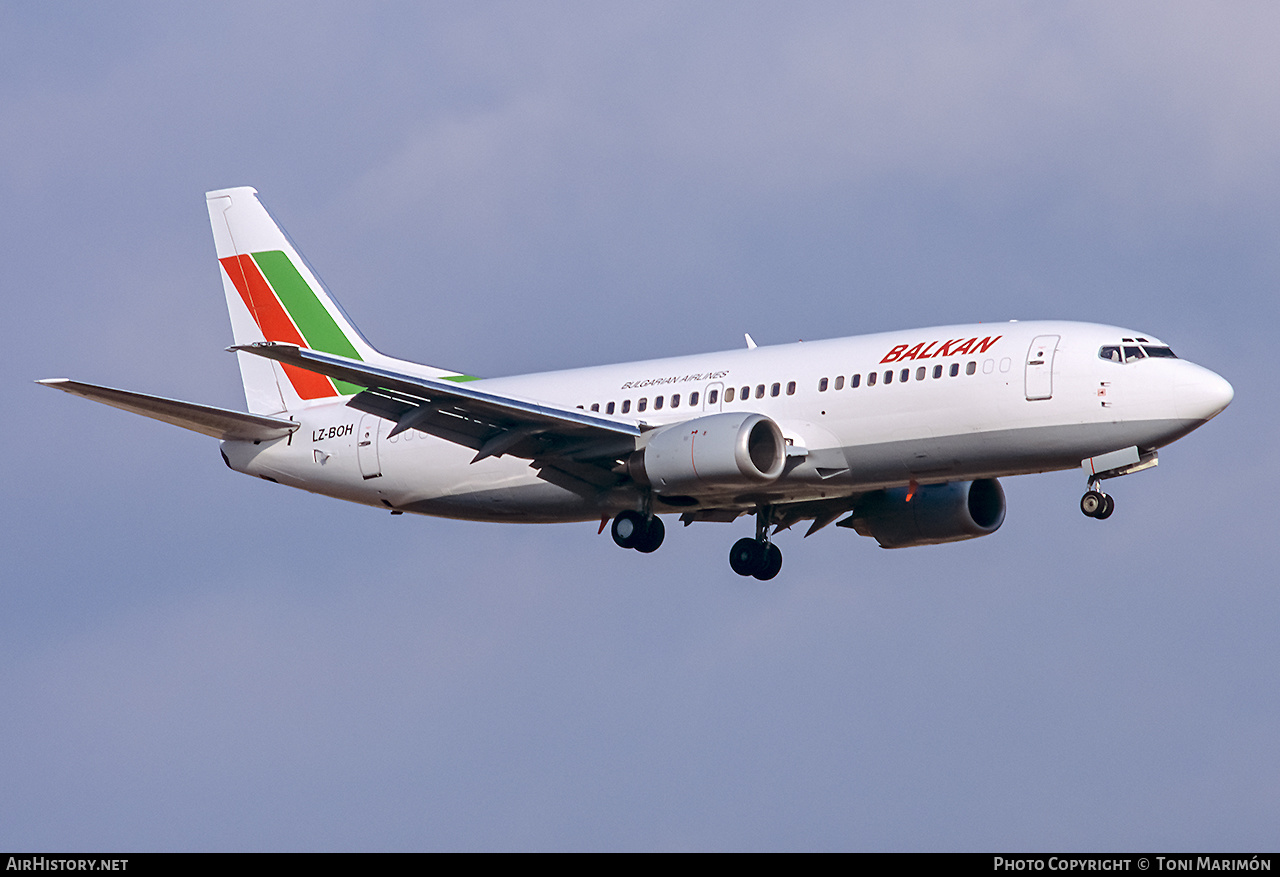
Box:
[3,2,1277,850]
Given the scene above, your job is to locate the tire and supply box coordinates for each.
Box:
[753,542,783,581]
[635,515,665,553]
[729,538,764,576]
[611,510,645,549]
[1096,494,1115,520]
[1080,490,1105,518]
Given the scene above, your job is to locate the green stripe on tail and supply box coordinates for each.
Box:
[251,250,365,395]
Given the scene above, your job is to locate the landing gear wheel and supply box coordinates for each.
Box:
[753,542,783,581]
[1080,490,1107,518]
[1096,494,1115,520]
[611,510,645,549]
[613,511,665,552]
[729,538,765,576]
[634,515,665,553]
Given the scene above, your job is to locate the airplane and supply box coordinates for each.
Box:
[39,187,1234,580]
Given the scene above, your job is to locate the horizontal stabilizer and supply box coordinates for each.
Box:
[38,378,298,442]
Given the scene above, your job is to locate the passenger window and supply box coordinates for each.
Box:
[884,370,893,384]
[933,365,942,379]
[741,386,749,401]
[770,382,780,397]
[818,377,828,392]
[950,363,960,377]
[638,398,647,412]
[900,368,909,383]
[786,381,796,395]
[708,389,719,404]
[999,357,1011,373]
[983,359,994,374]
[671,394,680,408]
[576,405,584,409]
[591,403,599,412]
[915,367,925,381]
[726,387,735,402]
[834,376,844,390]
[868,372,877,386]
[850,374,860,388]
[654,396,663,410]
[607,402,615,414]
[622,400,631,413]
[755,384,765,399]
[689,391,699,406]
[966,361,976,375]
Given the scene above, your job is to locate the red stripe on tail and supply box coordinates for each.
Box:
[219,255,337,400]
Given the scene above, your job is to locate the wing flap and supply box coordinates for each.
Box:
[678,494,867,535]
[38,378,298,442]
[233,343,642,462]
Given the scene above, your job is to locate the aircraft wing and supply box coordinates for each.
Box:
[37,378,299,442]
[231,343,642,468]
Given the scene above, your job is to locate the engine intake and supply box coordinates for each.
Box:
[629,412,786,495]
[842,478,1006,548]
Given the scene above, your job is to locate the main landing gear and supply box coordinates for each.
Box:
[611,509,665,553]
[1080,481,1115,520]
[728,507,783,581]
[610,505,784,580]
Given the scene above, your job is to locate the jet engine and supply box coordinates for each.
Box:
[842,478,1006,548]
[629,412,786,495]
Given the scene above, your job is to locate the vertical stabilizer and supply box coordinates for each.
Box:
[206,187,463,414]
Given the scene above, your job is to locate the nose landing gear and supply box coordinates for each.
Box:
[728,507,783,580]
[1080,482,1115,519]
[1078,447,1159,521]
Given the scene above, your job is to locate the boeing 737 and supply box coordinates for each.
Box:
[40,187,1234,579]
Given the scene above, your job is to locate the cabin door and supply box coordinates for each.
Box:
[357,413,382,479]
[1025,335,1060,401]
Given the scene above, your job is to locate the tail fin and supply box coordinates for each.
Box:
[206,187,465,414]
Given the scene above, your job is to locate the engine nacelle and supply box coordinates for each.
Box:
[844,478,1006,548]
[629,412,786,495]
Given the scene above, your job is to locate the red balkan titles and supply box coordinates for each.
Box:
[880,335,1002,364]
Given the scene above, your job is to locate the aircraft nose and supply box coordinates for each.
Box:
[1175,366,1233,422]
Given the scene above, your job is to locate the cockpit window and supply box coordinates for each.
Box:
[1101,343,1176,362]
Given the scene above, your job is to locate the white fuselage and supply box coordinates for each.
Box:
[220,320,1232,523]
